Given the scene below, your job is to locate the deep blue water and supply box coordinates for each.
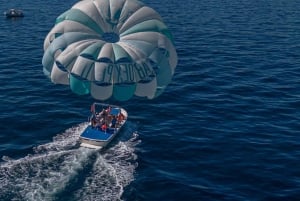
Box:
[1,0,300,200]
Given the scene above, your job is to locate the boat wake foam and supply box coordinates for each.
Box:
[0,122,140,201]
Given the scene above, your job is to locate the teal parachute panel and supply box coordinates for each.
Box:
[113,84,136,101]
[42,0,177,101]
[56,9,104,35]
[120,20,171,40]
[112,44,131,62]
[69,74,91,95]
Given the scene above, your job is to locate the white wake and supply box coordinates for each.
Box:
[0,122,140,201]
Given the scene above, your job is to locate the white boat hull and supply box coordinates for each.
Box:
[79,103,127,149]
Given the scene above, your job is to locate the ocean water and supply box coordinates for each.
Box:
[1,0,300,200]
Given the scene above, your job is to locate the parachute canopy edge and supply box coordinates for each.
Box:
[42,0,177,101]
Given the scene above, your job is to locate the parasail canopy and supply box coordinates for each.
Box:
[42,0,177,101]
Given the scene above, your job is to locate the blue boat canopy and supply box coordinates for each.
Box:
[110,108,120,116]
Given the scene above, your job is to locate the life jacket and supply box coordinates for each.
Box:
[101,124,107,131]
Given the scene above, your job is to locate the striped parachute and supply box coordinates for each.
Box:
[42,0,177,101]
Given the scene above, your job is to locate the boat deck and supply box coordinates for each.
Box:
[80,126,115,141]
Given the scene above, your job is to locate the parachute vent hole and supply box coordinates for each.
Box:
[102,32,120,43]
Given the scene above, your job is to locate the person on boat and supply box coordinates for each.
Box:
[105,106,111,114]
[91,116,97,128]
[111,116,117,128]
[97,108,107,125]
[101,123,107,132]
[117,113,125,122]
[99,108,106,116]
[96,110,103,120]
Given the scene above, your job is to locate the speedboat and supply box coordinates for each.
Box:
[4,9,24,18]
[79,103,127,149]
